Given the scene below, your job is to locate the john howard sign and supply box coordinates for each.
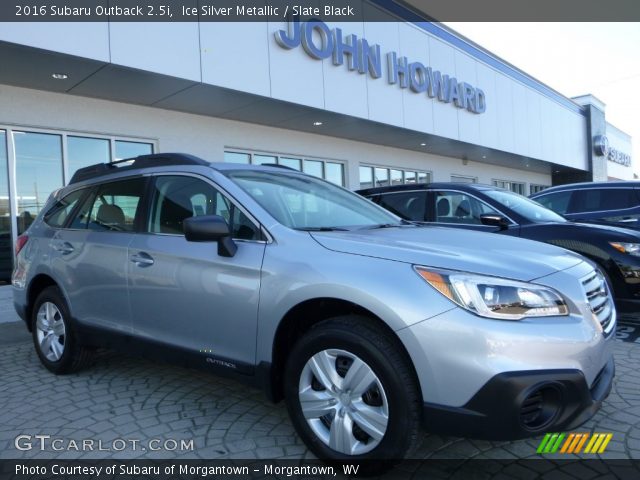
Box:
[275,20,486,114]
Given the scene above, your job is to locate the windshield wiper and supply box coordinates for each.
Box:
[294,227,350,232]
[366,220,414,229]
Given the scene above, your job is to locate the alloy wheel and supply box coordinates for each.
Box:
[35,302,66,362]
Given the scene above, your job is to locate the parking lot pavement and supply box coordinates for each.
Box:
[0,286,20,324]
[0,318,639,463]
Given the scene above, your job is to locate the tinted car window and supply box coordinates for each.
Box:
[433,191,500,225]
[485,190,566,223]
[44,188,87,228]
[85,178,146,232]
[535,191,572,214]
[571,188,639,213]
[68,189,97,230]
[377,191,427,221]
[148,175,260,240]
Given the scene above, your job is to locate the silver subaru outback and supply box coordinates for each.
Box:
[13,153,615,461]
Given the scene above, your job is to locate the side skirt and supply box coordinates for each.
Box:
[75,322,276,399]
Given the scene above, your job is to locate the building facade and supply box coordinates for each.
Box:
[0,2,634,279]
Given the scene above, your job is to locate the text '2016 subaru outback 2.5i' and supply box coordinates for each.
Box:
[13,154,615,463]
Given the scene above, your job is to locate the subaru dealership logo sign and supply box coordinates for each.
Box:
[275,20,486,114]
[594,135,632,167]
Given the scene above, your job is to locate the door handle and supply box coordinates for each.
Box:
[52,242,74,255]
[619,218,637,223]
[130,252,154,267]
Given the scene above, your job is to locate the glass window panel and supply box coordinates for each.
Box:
[325,162,344,186]
[390,169,403,186]
[417,172,429,184]
[530,185,549,195]
[374,168,389,187]
[114,140,152,161]
[14,131,63,234]
[511,183,525,195]
[451,175,476,184]
[67,136,110,181]
[69,189,97,230]
[253,154,277,165]
[149,176,259,240]
[379,191,427,221]
[571,188,639,213]
[86,178,146,232]
[44,188,86,228]
[404,171,417,184]
[303,159,323,178]
[0,131,11,280]
[434,190,500,225]
[224,151,250,164]
[279,157,302,171]
[359,166,373,189]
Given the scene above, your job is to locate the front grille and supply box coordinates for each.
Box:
[581,270,615,336]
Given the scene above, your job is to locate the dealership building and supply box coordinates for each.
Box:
[0,2,635,279]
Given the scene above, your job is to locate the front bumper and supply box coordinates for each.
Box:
[422,356,614,440]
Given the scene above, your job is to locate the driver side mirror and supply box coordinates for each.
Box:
[479,214,510,230]
[183,215,237,257]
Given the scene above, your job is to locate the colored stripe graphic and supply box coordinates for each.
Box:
[537,433,552,453]
[585,433,613,453]
[561,433,589,453]
[540,433,613,454]
[575,433,590,453]
[537,433,566,453]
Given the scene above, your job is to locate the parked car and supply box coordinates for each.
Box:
[0,230,11,282]
[13,154,615,463]
[530,181,640,231]
[358,182,640,314]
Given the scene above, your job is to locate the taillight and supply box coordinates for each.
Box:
[15,235,29,255]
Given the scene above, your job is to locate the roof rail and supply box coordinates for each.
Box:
[69,153,210,184]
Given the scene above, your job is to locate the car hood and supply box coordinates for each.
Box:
[311,226,584,281]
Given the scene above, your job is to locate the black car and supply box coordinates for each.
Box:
[357,182,640,314]
[530,181,640,231]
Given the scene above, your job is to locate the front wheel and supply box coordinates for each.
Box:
[284,316,421,462]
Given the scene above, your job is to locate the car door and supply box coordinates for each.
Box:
[567,188,640,229]
[49,177,147,334]
[127,174,266,369]
[429,190,514,233]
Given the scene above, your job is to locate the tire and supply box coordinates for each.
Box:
[284,315,421,464]
[31,286,93,374]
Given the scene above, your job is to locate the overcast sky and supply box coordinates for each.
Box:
[445,22,640,176]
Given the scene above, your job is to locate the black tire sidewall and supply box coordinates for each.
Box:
[284,322,416,461]
[31,287,77,374]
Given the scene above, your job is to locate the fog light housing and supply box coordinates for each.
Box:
[520,385,562,431]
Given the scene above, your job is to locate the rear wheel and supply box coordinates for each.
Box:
[32,286,93,374]
[284,316,421,462]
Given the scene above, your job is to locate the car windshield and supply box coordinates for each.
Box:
[226,170,401,230]
[484,189,567,223]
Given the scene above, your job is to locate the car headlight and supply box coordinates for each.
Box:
[414,267,568,320]
[609,242,640,257]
